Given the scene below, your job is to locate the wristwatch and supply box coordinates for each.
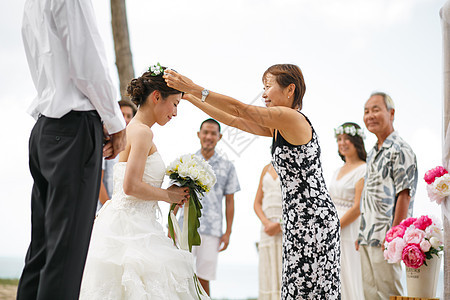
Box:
[201,89,209,102]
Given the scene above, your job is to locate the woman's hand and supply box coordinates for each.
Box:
[163,69,196,94]
[166,185,190,205]
[264,220,282,236]
[182,93,194,102]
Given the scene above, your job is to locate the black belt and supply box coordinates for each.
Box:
[39,110,99,119]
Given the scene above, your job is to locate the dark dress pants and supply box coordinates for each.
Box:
[17,111,103,300]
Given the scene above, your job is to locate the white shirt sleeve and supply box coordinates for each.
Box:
[52,0,125,134]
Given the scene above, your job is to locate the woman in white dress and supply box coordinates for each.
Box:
[80,66,209,299]
[328,122,367,300]
[253,163,282,300]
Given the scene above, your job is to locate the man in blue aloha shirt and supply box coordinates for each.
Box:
[357,92,418,300]
[177,118,240,296]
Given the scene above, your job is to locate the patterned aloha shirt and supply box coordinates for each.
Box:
[179,150,240,238]
[358,131,418,247]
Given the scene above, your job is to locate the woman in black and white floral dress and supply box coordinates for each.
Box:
[272,117,340,298]
[164,64,341,299]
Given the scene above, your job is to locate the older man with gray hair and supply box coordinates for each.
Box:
[357,92,418,299]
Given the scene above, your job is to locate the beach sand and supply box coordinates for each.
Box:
[0,284,16,300]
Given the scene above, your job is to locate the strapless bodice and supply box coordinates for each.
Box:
[108,152,166,217]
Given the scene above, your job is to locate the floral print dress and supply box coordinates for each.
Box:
[271,114,341,299]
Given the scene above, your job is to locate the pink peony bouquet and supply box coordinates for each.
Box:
[424,166,450,204]
[384,215,443,269]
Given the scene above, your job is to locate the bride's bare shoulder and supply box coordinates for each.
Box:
[119,123,154,162]
[126,122,153,140]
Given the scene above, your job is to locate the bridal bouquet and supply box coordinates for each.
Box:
[424,166,450,204]
[383,215,444,269]
[166,154,216,252]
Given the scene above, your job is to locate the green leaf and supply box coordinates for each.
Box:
[167,203,178,247]
[188,191,202,251]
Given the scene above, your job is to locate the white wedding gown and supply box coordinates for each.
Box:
[329,164,366,300]
[80,152,209,299]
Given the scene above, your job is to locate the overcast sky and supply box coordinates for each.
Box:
[0,0,447,280]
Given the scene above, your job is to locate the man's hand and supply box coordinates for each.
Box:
[219,232,230,252]
[103,129,126,159]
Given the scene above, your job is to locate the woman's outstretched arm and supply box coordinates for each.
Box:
[184,94,272,137]
[164,70,310,144]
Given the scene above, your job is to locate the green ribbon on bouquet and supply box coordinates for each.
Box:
[167,174,204,252]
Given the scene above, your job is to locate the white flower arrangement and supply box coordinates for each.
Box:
[166,154,216,252]
[166,154,216,193]
[149,62,164,76]
[334,124,365,139]
[166,154,216,298]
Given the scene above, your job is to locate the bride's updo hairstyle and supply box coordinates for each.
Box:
[127,66,182,107]
[263,64,306,110]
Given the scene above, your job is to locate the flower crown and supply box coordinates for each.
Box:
[334,125,365,139]
[148,62,164,76]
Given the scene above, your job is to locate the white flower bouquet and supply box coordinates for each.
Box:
[166,154,216,252]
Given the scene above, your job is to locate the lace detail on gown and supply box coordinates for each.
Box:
[106,154,163,220]
[80,152,209,299]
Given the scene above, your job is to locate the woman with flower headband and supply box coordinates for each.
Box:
[329,122,366,300]
[164,64,341,299]
[80,64,210,299]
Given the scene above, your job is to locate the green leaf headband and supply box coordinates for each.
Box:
[148,62,164,76]
[334,125,365,139]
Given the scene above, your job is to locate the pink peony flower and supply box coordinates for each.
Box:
[419,240,431,252]
[402,244,426,268]
[400,217,417,228]
[384,237,406,263]
[424,166,448,184]
[403,227,425,244]
[385,225,407,242]
[412,215,433,230]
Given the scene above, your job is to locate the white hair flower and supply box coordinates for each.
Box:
[334,125,365,139]
[149,62,164,76]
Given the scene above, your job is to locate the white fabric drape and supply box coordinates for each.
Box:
[440,1,450,299]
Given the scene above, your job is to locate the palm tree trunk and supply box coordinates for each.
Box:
[111,0,134,101]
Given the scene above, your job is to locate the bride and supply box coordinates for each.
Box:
[80,65,209,299]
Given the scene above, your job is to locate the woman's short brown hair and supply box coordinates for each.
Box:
[262,64,306,110]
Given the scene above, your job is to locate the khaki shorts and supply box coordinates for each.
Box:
[192,234,220,281]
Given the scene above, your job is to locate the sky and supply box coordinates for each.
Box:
[0,0,447,293]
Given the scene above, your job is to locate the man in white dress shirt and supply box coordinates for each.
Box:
[17,0,126,299]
